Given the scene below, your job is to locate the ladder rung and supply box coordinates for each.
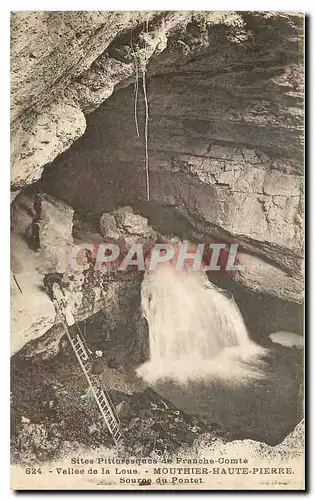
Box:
[72,346,120,441]
[105,414,116,425]
[77,351,89,361]
[99,394,111,404]
[100,401,112,414]
[103,408,114,419]
[103,409,112,417]
[100,400,108,407]
[55,292,121,447]
[73,341,87,355]
[105,411,114,419]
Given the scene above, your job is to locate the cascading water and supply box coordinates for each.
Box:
[137,261,267,385]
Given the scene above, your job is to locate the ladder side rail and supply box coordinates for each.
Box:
[52,293,121,444]
[61,317,120,441]
[93,384,121,426]
[68,315,120,425]
[69,327,119,428]
[73,334,90,361]
[75,322,92,358]
[100,386,121,425]
[90,375,120,425]
[70,329,120,424]
[69,329,120,441]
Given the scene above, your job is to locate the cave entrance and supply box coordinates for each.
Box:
[11,13,304,461]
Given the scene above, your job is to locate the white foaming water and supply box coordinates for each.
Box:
[137,263,267,385]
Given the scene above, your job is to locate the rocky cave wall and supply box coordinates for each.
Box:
[11,11,304,357]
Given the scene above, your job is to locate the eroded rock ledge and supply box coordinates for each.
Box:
[11,192,303,358]
[11,12,303,186]
[11,12,304,356]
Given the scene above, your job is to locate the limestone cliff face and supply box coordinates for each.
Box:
[11,12,303,187]
[11,11,304,355]
[11,11,187,188]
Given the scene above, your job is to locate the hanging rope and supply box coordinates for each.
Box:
[142,65,150,201]
[131,23,151,201]
[131,31,140,139]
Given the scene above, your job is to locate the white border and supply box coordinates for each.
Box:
[2,4,311,499]
[3,2,312,11]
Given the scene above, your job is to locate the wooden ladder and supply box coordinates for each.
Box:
[52,285,121,445]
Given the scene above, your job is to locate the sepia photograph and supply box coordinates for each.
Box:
[10,10,304,490]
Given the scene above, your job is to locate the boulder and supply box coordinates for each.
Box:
[99,213,120,240]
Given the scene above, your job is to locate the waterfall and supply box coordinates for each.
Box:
[136,263,267,385]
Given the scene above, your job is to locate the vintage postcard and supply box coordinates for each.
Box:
[10,11,304,490]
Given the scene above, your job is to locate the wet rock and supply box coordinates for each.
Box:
[11,11,165,188]
[11,192,149,357]
[37,194,74,274]
[151,422,163,432]
[186,420,304,468]
[114,206,134,216]
[114,209,151,236]
[17,324,66,361]
[107,357,120,370]
[36,12,303,315]
[115,400,130,418]
[100,206,157,245]
[13,355,210,463]
[10,270,56,356]
[11,420,62,464]
[11,100,86,188]
[119,388,212,457]
[11,344,303,466]
[99,213,120,240]
[269,331,303,348]
[11,12,304,317]
[233,252,304,304]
